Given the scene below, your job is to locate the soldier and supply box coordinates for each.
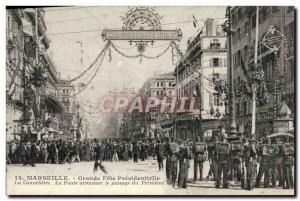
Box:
[177,141,192,188]
[229,139,244,186]
[206,131,218,181]
[193,136,206,182]
[164,139,172,184]
[282,138,294,189]
[255,137,270,188]
[243,135,258,190]
[270,137,284,188]
[215,131,230,188]
[155,140,165,171]
[169,141,179,187]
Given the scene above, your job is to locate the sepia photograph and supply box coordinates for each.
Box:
[5,4,296,196]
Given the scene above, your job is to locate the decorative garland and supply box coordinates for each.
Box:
[65,41,111,98]
[67,41,111,82]
[110,41,173,63]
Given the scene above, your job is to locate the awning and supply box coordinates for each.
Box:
[267,132,294,139]
[45,96,64,113]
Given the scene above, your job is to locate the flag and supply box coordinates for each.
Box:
[193,14,198,28]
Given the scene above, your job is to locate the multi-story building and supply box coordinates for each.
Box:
[229,6,295,137]
[140,72,176,139]
[172,18,227,140]
[6,8,64,141]
[57,79,79,140]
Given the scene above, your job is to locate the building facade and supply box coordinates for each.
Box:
[229,6,295,136]
[172,18,227,140]
[57,80,79,140]
[6,8,64,141]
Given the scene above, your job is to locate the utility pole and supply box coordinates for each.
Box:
[251,6,259,136]
[196,83,203,141]
[224,6,237,136]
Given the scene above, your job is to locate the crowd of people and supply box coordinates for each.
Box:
[6,139,158,166]
[6,127,294,191]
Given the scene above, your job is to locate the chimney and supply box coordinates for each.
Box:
[206,18,214,36]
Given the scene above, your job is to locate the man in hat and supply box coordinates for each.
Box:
[30,141,37,167]
[255,137,270,188]
[177,141,192,188]
[206,130,219,180]
[132,140,140,163]
[282,138,294,189]
[155,140,165,171]
[215,130,230,188]
[193,136,206,182]
[243,135,258,190]
[93,140,107,173]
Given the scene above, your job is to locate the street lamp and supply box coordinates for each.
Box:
[222,6,237,137]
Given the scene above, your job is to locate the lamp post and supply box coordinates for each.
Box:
[222,6,237,137]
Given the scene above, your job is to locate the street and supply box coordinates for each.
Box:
[5,6,295,197]
[7,158,294,196]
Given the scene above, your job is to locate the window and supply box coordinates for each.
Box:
[213,58,219,67]
[161,82,163,87]
[213,73,220,79]
[157,82,159,87]
[251,14,256,29]
[237,28,241,40]
[259,7,268,24]
[237,50,241,65]
[272,6,279,14]
[243,102,247,116]
[210,39,220,49]
[169,82,172,87]
[168,91,172,96]
[244,45,248,61]
[236,103,240,117]
[287,6,294,13]
[156,91,159,96]
[244,21,250,36]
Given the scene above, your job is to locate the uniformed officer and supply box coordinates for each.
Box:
[155,140,165,171]
[243,135,258,190]
[206,130,219,181]
[229,140,243,185]
[178,141,192,188]
[270,137,284,188]
[255,137,270,188]
[282,138,294,189]
[215,130,230,188]
[168,140,179,187]
[164,139,172,184]
[193,136,206,182]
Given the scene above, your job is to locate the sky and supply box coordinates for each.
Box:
[44,6,226,103]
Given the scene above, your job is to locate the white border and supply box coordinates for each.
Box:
[0,0,299,201]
